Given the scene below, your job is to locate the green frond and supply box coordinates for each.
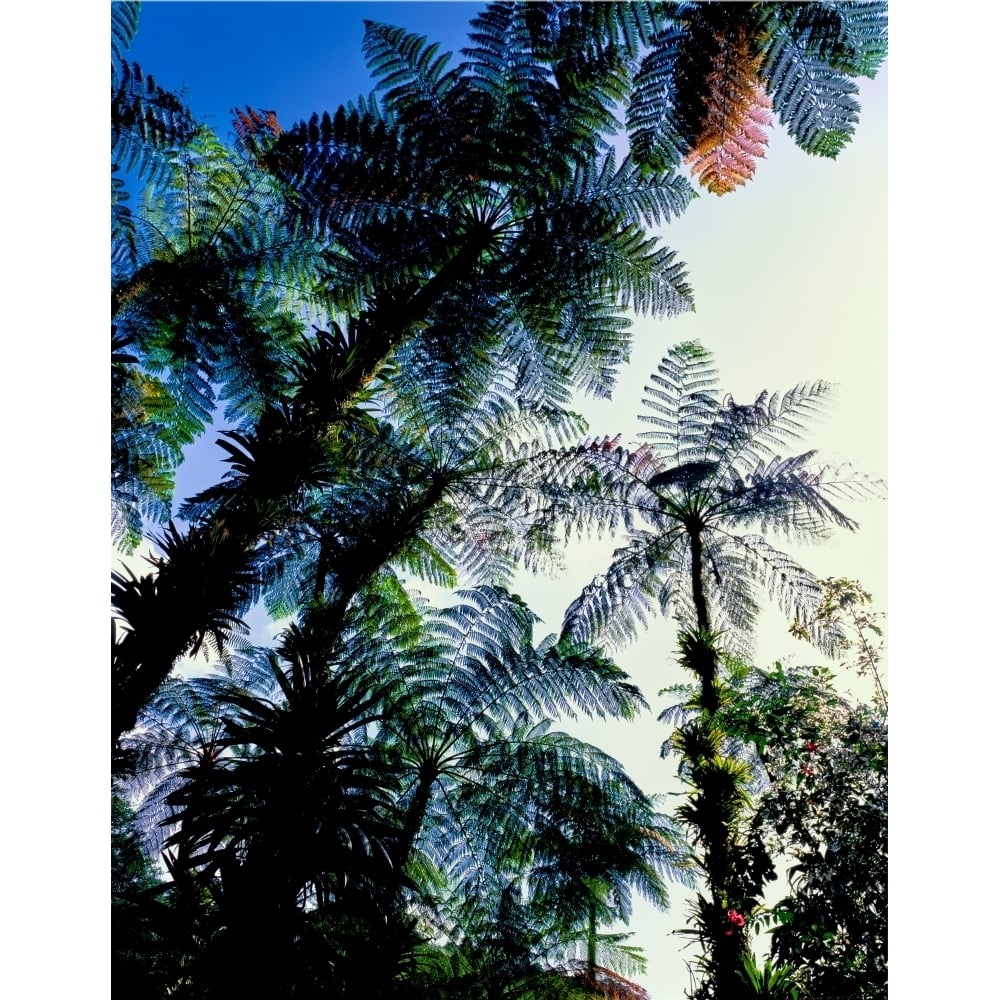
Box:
[112,171,143,277]
[578,224,694,317]
[463,4,555,122]
[762,1,888,80]
[712,453,864,540]
[395,537,460,590]
[527,436,663,547]
[758,4,870,157]
[627,23,689,172]
[729,534,834,649]
[562,529,687,648]
[112,55,196,185]
[528,1,666,158]
[494,280,636,401]
[643,364,836,489]
[837,1,890,77]
[638,341,721,466]
[112,333,183,549]
[585,152,696,228]
[363,20,462,122]
[111,1,140,66]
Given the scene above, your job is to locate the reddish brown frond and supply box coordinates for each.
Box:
[684,31,772,196]
[574,965,652,1000]
[629,443,659,479]
[234,105,283,139]
[233,106,284,160]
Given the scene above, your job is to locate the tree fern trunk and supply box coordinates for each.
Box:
[681,525,755,998]
[587,896,597,975]
[689,525,711,635]
[111,226,493,750]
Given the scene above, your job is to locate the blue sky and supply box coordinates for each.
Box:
[127,2,481,129]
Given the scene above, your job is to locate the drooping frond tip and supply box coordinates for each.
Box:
[684,28,771,196]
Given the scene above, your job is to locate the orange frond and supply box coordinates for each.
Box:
[575,965,652,1000]
[233,106,283,141]
[684,30,772,196]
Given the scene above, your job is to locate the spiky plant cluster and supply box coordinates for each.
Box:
[119,586,692,998]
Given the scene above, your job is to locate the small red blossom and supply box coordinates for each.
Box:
[801,764,815,777]
[726,909,745,927]
[804,740,818,753]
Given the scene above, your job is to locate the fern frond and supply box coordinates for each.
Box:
[525,435,665,548]
[760,6,865,157]
[562,529,687,648]
[699,381,835,483]
[683,27,772,195]
[464,4,555,126]
[111,1,140,66]
[638,341,721,465]
[836,1,889,77]
[112,59,196,185]
[729,534,835,650]
[364,20,462,127]
[627,22,688,171]
[572,149,696,229]
[711,453,864,541]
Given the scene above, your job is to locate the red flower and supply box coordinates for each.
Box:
[726,909,746,928]
[801,764,814,777]
[804,740,818,753]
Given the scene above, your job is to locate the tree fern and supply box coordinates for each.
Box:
[619,1,887,189]
[557,341,883,653]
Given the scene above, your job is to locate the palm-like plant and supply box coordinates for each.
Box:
[121,598,414,997]
[524,785,691,989]
[111,8,699,749]
[249,11,695,403]
[559,340,881,658]
[370,589,665,947]
[121,584,681,998]
[523,1,888,194]
[358,585,690,999]
[540,341,881,997]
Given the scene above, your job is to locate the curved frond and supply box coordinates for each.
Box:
[759,2,879,157]
[363,20,462,125]
[111,1,140,66]
[112,57,196,185]
[627,22,688,172]
[563,529,687,648]
[761,43,860,157]
[683,27,772,195]
[638,341,721,466]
